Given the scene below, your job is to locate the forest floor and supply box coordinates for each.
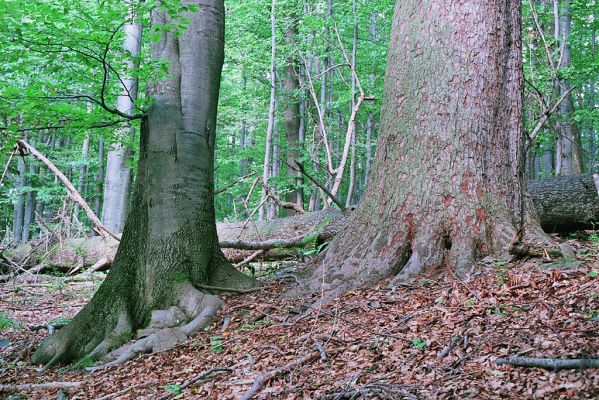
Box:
[1,233,599,399]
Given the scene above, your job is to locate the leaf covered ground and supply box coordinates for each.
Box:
[1,233,599,399]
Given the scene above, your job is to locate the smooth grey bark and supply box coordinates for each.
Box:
[283,20,304,215]
[101,9,142,233]
[555,0,583,175]
[260,0,277,221]
[94,137,104,217]
[32,0,255,367]
[22,140,38,243]
[345,0,358,207]
[543,147,554,178]
[12,155,26,243]
[268,106,280,219]
[73,133,90,222]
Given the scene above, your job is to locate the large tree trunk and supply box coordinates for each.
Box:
[295,0,549,299]
[100,9,142,233]
[31,1,255,367]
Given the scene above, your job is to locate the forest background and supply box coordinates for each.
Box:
[0,0,597,242]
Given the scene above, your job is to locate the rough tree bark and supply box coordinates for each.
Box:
[31,1,256,367]
[296,0,549,299]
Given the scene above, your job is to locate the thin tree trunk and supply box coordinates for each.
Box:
[101,7,142,233]
[283,19,304,215]
[12,155,26,243]
[94,137,104,217]
[345,0,358,207]
[268,109,280,219]
[260,0,277,221]
[73,132,91,224]
[555,0,583,175]
[22,139,38,243]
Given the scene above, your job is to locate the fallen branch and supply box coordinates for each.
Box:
[233,250,264,269]
[291,161,346,211]
[15,140,119,241]
[260,179,305,214]
[157,367,232,400]
[220,231,317,250]
[496,357,599,370]
[0,381,82,393]
[238,350,323,400]
[215,173,256,195]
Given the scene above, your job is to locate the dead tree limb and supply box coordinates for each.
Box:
[220,231,317,250]
[259,179,305,214]
[215,173,256,195]
[496,357,599,370]
[157,367,232,400]
[0,381,83,393]
[291,161,346,211]
[238,350,322,400]
[15,140,119,241]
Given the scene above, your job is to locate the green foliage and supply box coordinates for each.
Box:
[210,335,223,354]
[0,313,18,331]
[411,337,426,349]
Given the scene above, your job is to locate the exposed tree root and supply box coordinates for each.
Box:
[87,286,223,371]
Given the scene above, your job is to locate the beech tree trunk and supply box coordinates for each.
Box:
[555,0,584,175]
[283,20,304,216]
[12,155,26,243]
[101,8,142,233]
[297,0,548,299]
[32,1,256,366]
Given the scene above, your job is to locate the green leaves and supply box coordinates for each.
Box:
[210,335,223,354]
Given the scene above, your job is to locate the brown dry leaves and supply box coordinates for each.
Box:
[1,236,598,399]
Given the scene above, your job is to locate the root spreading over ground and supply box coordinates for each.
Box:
[1,234,598,399]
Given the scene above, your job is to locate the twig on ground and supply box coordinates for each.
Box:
[496,357,599,370]
[238,349,324,400]
[157,367,233,400]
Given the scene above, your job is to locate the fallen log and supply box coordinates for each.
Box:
[4,175,598,269]
[529,174,599,232]
[496,356,599,370]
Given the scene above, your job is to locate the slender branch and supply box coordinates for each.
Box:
[15,140,119,241]
[289,161,346,212]
[215,173,256,195]
[527,85,576,145]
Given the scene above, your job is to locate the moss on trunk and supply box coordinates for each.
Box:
[31,0,256,367]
